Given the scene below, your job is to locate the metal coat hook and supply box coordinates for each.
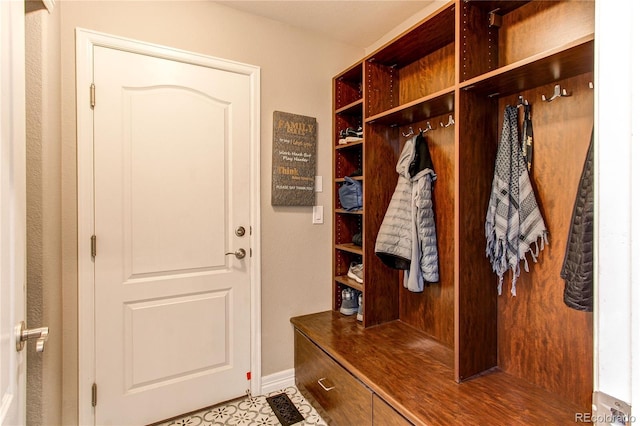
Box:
[420,122,433,133]
[440,115,455,128]
[402,127,414,138]
[542,84,571,102]
[516,95,529,108]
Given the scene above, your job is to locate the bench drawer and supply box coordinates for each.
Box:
[294,330,372,425]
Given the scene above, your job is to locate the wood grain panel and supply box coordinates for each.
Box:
[366,61,398,118]
[373,395,411,426]
[292,312,585,425]
[334,143,362,180]
[334,61,362,110]
[294,330,372,425]
[470,0,531,15]
[459,0,498,81]
[367,3,455,68]
[366,88,455,127]
[399,114,455,348]
[496,72,594,409]
[456,90,500,380]
[499,0,595,67]
[460,36,593,98]
[399,43,455,105]
[363,124,401,326]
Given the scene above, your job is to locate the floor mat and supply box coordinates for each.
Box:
[266,393,305,426]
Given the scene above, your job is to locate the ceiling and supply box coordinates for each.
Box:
[215,1,435,49]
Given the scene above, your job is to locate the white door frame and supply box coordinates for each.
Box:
[75,28,261,424]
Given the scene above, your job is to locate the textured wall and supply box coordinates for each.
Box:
[25,7,62,426]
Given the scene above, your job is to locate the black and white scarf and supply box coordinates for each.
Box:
[485,105,548,296]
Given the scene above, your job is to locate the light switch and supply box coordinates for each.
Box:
[312,205,324,224]
[315,176,323,192]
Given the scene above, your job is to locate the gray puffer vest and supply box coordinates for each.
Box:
[375,133,439,292]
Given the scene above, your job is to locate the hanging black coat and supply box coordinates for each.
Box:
[560,130,594,312]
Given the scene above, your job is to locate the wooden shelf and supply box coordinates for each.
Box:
[366,2,455,68]
[335,243,363,255]
[334,139,363,150]
[460,35,594,97]
[335,209,363,215]
[365,87,455,126]
[335,276,364,292]
[335,176,362,183]
[336,99,363,116]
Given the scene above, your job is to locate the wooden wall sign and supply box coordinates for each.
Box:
[271,111,317,206]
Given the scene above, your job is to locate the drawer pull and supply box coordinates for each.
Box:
[317,377,335,392]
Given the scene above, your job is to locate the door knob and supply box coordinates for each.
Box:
[16,321,49,353]
[225,248,246,259]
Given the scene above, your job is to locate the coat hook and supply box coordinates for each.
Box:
[440,115,454,128]
[516,95,529,108]
[402,127,414,138]
[420,122,433,133]
[542,84,571,102]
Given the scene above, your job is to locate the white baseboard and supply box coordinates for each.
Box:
[261,368,295,395]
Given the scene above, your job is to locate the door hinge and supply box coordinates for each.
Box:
[91,235,97,258]
[90,83,96,109]
[91,383,97,407]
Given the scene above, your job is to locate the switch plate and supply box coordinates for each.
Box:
[312,205,324,224]
[315,176,323,192]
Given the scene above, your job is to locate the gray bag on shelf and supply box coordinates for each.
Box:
[338,176,362,211]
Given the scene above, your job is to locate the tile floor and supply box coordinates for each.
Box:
[155,386,327,426]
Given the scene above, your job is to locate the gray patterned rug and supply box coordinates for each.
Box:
[155,386,326,426]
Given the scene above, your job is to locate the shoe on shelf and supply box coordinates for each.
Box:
[339,126,363,139]
[356,292,363,322]
[347,262,363,284]
[339,288,358,316]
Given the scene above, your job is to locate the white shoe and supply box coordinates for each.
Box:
[347,262,363,284]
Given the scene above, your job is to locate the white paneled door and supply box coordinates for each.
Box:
[0,1,26,424]
[81,36,260,425]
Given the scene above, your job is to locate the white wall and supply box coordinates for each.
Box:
[595,0,640,415]
[27,2,363,424]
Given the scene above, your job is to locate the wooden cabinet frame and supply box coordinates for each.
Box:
[326,0,594,420]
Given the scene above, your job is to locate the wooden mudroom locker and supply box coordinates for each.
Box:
[291,0,596,424]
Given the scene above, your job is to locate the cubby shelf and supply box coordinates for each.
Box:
[335,243,363,256]
[334,209,363,215]
[334,140,363,150]
[366,3,455,67]
[335,177,363,183]
[335,275,364,293]
[366,87,455,127]
[460,35,594,97]
[336,99,363,116]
